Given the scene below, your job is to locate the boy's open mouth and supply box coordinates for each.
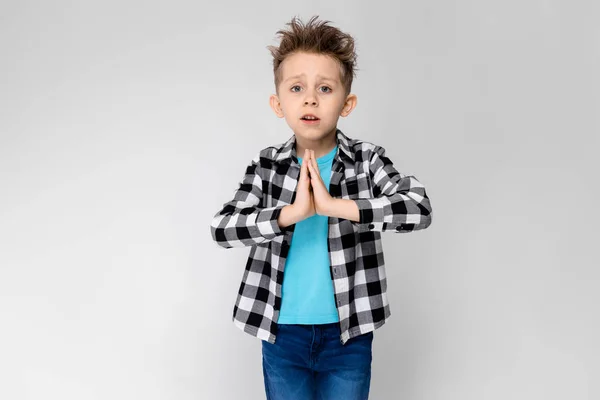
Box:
[301,114,320,123]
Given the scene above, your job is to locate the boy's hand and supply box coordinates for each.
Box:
[291,149,316,220]
[306,149,335,216]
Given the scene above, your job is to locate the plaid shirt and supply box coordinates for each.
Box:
[210,128,433,345]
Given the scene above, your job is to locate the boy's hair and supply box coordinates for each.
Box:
[267,15,358,98]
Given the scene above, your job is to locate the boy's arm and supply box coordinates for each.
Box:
[347,145,433,233]
[210,152,292,248]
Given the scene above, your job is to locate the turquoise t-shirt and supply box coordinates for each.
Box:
[278,144,340,324]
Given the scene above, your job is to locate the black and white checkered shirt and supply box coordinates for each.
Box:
[210,129,433,345]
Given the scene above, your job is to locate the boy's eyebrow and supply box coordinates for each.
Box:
[284,73,337,83]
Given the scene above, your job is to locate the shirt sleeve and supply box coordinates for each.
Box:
[210,152,291,248]
[350,145,433,233]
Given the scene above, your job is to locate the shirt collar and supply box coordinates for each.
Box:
[273,128,355,166]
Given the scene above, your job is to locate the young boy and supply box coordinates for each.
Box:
[210,15,433,400]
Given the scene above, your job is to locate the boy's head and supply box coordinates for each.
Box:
[267,16,358,142]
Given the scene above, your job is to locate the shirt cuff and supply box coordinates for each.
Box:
[255,205,292,238]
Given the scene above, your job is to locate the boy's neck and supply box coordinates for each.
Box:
[295,130,337,159]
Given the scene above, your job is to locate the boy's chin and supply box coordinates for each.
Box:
[291,127,338,141]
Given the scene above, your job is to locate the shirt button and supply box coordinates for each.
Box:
[368,224,375,230]
[333,267,337,274]
[338,300,342,306]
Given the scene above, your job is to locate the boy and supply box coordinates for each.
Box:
[210,15,433,400]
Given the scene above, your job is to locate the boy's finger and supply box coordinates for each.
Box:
[307,159,315,176]
[303,158,311,183]
[302,150,308,177]
[310,153,318,174]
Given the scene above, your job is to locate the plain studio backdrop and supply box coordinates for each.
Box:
[1,1,598,399]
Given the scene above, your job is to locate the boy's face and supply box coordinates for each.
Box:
[269,51,357,144]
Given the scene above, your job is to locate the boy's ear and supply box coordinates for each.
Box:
[340,94,358,117]
[269,94,285,118]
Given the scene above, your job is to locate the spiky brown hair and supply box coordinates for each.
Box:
[267,15,358,97]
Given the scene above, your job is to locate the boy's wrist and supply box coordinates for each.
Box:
[322,198,339,217]
[287,204,306,224]
[278,204,300,229]
[325,198,360,222]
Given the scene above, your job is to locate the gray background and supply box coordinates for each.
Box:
[1,1,598,399]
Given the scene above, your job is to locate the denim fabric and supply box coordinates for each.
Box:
[261,322,374,400]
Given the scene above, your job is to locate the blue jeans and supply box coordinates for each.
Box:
[261,322,374,400]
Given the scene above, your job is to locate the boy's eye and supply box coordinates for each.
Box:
[290,85,332,93]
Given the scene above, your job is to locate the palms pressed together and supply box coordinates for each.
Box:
[295,148,335,219]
